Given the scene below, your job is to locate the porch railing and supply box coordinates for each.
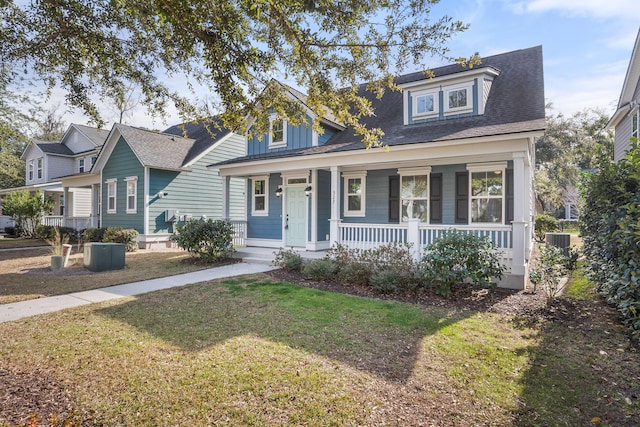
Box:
[337,222,513,271]
[42,216,98,230]
[230,220,247,247]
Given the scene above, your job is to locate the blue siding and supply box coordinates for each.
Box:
[101,137,145,232]
[247,173,283,240]
[318,125,338,146]
[341,169,394,224]
[247,118,313,156]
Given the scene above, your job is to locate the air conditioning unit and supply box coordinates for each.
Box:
[164,209,178,222]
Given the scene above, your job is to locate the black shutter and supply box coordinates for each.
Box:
[430,173,442,224]
[389,175,400,223]
[506,169,514,223]
[455,172,468,224]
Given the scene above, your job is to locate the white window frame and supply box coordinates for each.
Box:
[343,171,367,217]
[106,179,117,214]
[412,89,439,119]
[398,167,431,223]
[125,176,138,214]
[28,160,34,181]
[37,158,43,180]
[444,82,473,115]
[632,107,639,139]
[251,176,269,216]
[79,158,85,173]
[268,115,287,148]
[467,162,507,225]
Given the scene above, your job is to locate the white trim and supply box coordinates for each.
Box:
[342,171,367,217]
[466,161,508,172]
[125,176,138,214]
[398,67,500,89]
[411,89,439,119]
[467,162,507,225]
[397,167,432,223]
[245,238,282,249]
[307,241,330,251]
[143,168,150,235]
[443,82,473,115]
[37,157,43,180]
[105,178,117,213]
[251,175,269,216]
[268,115,287,148]
[396,166,432,176]
[310,169,318,244]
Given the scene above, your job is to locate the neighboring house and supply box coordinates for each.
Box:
[607,28,640,161]
[212,46,545,289]
[92,121,246,248]
[0,124,108,230]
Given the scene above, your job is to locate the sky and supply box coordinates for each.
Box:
[41,0,640,130]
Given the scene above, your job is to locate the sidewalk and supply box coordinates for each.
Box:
[0,262,276,323]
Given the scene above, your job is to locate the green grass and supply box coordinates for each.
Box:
[565,261,595,300]
[1,274,638,426]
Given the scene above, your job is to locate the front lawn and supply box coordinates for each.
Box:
[1,273,638,426]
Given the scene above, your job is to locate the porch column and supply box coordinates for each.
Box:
[511,153,526,276]
[329,166,341,245]
[63,186,70,227]
[221,175,230,219]
[407,218,421,262]
[91,184,99,228]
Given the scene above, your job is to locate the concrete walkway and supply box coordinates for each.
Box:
[0,262,276,323]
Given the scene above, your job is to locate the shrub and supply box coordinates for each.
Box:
[362,242,415,287]
[370,270,401,293]
[35,225,77,243]
[171,219,233,262]
[1,190,53,237]
[416,230,505,297]
[82,227,106,243]
[273,247,304,272]
[529,245,568,305]
[534,213,559,242]
[4,226,16,237]
[558,219,579,233]
[325,243,361,273]
[336,261,371,286]
[103,227,139,252]
[303,258,338,281]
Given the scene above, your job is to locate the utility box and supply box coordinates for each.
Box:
[545,233,571,256]
[83,243,125,272]
[165,209,178,222]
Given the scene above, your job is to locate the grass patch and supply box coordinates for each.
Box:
[565,261,595,300]
[0,248,213,304]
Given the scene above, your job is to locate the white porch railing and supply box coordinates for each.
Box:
[43,216,64,227]
[230,220,247,247]
[42,216,99,230]
[337,222,513,271]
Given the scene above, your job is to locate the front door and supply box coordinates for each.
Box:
[285,186,306,247]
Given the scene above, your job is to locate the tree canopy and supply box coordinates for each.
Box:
[535,106,614,215]
[0,0,472,147]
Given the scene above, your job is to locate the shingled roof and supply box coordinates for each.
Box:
[213,46,545,167]
[35,140,74,156]
[74,124,108,147]
[163,118,231,166]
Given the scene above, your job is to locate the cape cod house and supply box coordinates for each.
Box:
[607,28,640,161]
[91,121,246,248]
[213,46,545,289]
[0,124,108,231]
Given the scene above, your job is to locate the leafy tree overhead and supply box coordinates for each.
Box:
[535,106,613,214]
[0,0,474,148]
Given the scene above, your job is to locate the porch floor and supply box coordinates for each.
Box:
[234,246,327,266]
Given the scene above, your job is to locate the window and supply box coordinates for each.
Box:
[468,163,506,224]
[90,156,97,167]
[125,177,137,213]
[79,159,85,173]
[269,116,287,148]
[252,176,268,216]
[106,179,117,213]
[412,89,439,118]
[28,160,34,181]
[444,83,473,114]
[37,158,43,179]
[343,172,366,217]
[398,167,431,222]
[633,109,639,139]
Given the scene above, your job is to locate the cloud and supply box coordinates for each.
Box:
[510,0,640,20]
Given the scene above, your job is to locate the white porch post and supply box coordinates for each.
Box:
[63,186,70,227]
[221,175,230,219]
[407,218,421,261]
[91,184,100,228]
[329,166,341,245]
[511,153,526,276]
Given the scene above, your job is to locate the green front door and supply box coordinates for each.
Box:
[285,186,306,247]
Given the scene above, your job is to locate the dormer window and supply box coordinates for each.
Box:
[79,158,85,173]
[412,89,439,119]
[269,115,287,148]
[444,83,473,115]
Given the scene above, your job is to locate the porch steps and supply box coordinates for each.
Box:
[234,247,328,266]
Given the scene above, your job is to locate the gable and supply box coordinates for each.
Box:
[103,136,144,178]
[62,126,102,154]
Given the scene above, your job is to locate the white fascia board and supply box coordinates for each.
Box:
[218,131,541,177]
[398,67,500,90]
[617,29,640,108]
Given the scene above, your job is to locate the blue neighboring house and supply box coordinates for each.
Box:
[212,46,546,289]
[92,120,246,248]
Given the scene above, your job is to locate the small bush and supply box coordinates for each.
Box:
[4,226,16,237]
[529,245,568,305]
[416,230,505,297]
[558,219,579,233]
[82,227,106,243]
[273,248,304,271]
[337,261,371,286]
[362,242,415,287]
[34,225,77,243]
[171,219,233,262]
[325,243,361,272]
[103,227,139,252]
[303,258,338,281]
[534,213,559,242]
[370,270,400,293]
